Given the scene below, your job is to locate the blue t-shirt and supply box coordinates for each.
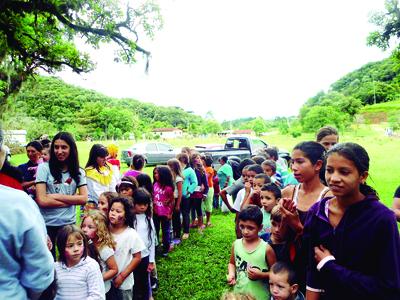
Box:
[0,184,54,299]
[36,163,86,226]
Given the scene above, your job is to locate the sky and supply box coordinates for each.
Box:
[57,0,391,122]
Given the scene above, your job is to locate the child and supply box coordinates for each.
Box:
[227,205,276,300]
[177,153,198,240]
[132,188,156,300]
[304,143,400,299]
[108,197,145,299]
[201,154,214,227]
[259,183,281,241]
[98,191,118,216]
[269,261,304,300]
[213,169,220,209]
[136,173,154,196]
[152,165,174,256]
[267,206,294,264]
[241,174,271,209]
[167,158,184,243]
[85,144,117,206]
[107,143,121,185]
[190,153,209,231]
[55,225,105,299]
[116,176,139,199]
[261,160,282,188]
[41,147,50,162]
[81,210,119,296]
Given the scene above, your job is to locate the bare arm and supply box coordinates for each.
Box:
[175,181,183,210]
[306,290,321,300]
[103,255,118,281]
[219,189,235,212]
[35,183,69,208]
[227,243,236,285]
[50,185,88,205]
[113,252,141,289]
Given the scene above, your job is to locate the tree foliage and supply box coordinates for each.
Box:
[4,76,212,140]
[0,0,162,112]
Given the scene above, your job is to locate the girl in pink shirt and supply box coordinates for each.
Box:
[152,166,174,257]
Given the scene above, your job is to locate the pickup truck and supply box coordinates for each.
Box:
[195,136,290,167]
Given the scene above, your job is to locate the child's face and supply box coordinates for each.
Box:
[253,178,265,193]
[41,149,50,162]
[65,234,84,267]
[247,170,257,185]
[81,216,97,240]
[325,153,367,199]
[98,195,109,215]
[109,202,126,226]
[120,186,133,198]
[242,169,249,182]
[269,271,298,300]
[291,149,318,183]
[135,203,149,214]
[262,165,274,177]
[260,190,278,212]
[319,134,338,151]
[154,169,160,182]
[271,219,288,242]
[238,219,261,241]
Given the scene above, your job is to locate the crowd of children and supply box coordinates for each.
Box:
[2,125,400,300]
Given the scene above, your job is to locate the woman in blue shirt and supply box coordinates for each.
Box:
[36,132,88,258]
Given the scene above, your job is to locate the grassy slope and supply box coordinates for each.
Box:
[9,126,399,299]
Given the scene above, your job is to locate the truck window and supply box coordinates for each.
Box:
[225,138,248,149]
[252,139,267,151]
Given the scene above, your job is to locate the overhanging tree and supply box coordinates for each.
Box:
[0,0,162,113]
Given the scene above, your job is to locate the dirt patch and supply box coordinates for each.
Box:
[361,112,387,123]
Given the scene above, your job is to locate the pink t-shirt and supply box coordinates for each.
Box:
[153,182,174,216]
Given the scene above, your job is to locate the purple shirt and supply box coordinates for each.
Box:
[124,170,141,178]
[153,182,174,217]
[304,194,400,299]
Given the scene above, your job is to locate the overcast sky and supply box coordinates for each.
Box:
[58,0,390,122]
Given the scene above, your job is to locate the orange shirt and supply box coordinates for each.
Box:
[205,166,214,188]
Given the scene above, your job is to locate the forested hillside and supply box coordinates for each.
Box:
[3,76,221,140]
[299,57,400,132]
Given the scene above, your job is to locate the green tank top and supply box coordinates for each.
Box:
[234,239,270,300]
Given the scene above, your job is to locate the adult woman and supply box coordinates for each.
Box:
[316,126,339,151]
[392,186,400,222]
[304,143,400,299]
[35,132,88,258]
[18,140,43,198]
[85,144,116,205]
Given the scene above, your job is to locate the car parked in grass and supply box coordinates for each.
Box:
[121,142,179,166]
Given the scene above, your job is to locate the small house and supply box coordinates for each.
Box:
[152,128,183,139]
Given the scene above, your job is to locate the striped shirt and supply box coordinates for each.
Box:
[55,256,105,300]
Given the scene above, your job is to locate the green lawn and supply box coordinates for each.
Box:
[8,125,400,299]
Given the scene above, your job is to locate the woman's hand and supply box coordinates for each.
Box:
[244,182,252,193]
[314,245,332,264]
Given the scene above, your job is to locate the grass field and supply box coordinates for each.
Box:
[8,125,400,299]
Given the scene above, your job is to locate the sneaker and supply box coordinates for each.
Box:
[182,233,189,240]
[162,252,168,258]
[172,238,181,245]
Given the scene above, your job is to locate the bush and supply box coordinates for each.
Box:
[301,105,349,132]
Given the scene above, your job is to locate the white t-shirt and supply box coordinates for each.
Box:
[173,175,184,198]
[99,246,114,293]
[112,227,145,290]
[134,214,156,263]
[233,187,252,212]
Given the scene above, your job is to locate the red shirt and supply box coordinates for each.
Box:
[0,173,23,190]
